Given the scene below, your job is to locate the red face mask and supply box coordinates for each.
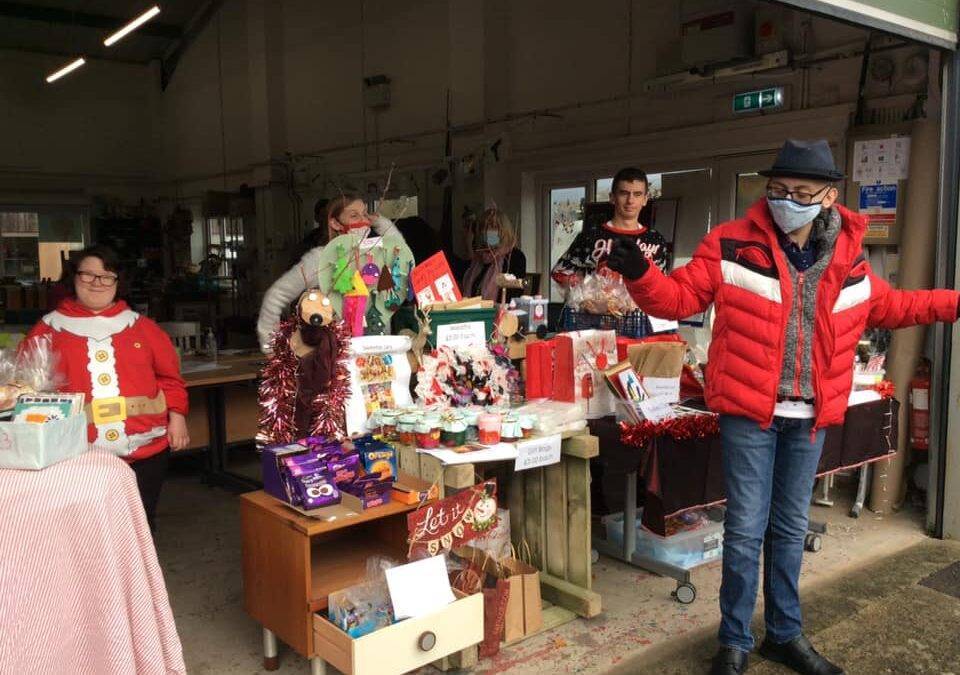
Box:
[339,219,372,231]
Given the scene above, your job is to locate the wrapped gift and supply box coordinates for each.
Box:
[553,330,618,418]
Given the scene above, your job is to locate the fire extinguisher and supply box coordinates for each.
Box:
[909,358,931,451]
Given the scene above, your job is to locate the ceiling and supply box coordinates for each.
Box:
[0,1,203,64]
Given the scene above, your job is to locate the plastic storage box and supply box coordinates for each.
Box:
[602,511,723,570]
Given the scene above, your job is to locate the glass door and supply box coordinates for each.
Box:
[545,185,587,301]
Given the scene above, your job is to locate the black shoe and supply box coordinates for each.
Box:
[758,635,843,675]
[710,646,749,674]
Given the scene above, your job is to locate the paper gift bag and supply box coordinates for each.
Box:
[344,335,413,435]
[479,578,511,657]
[0,415,88,470]
[554,330,617,418]
[627,341,687,403]
[500,557,543,641]
[524,339,557,400]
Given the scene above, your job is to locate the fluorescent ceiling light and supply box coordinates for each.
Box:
[103,5,161,47]
[46,58,86,83]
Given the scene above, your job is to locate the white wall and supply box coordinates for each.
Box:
[0,49,157,203]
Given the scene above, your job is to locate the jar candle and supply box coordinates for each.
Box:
[520,414,537,439]
[461,409,481,442]
[398,413,420,446]
[379,410,400,440]
[500,415,522,443]
[415,420,440,449]
[477,413,502,445]
[441,419,468,447]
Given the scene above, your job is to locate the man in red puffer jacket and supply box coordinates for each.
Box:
[608,140,960,675]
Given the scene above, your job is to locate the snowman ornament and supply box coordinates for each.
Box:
[471,483,498,532]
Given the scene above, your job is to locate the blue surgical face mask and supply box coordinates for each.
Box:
[483,230,501,247]
[767,198,822,234]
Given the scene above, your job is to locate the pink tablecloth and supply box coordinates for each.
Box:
[0,451,186,675]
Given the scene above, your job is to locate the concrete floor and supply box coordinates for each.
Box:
[154,466,937,675]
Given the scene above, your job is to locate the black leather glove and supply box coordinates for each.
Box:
[606,238,650,281]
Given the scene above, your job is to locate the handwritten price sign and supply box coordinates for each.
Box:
[514,434,561,471]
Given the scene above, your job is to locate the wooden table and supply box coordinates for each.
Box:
[181,352,263,490]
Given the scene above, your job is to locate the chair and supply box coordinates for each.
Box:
[159,322,202,354]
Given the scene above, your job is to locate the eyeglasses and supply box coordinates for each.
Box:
[766,184,832,205]
[76,271,119,287]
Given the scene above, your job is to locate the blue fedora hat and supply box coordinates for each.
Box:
[759,139,845,182]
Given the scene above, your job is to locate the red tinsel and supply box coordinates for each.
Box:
[872,380,895,399]
[619,412,720,449]
[257,317,352,447]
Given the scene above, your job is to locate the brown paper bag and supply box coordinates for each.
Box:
[501,557,543,640]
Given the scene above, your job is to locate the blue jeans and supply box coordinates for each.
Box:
[718,415,826,652]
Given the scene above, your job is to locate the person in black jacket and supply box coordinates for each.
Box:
[461,208,526,302]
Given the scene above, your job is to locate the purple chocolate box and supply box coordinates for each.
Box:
[261,442,310,503]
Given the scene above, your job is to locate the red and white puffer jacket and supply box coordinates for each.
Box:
[626,199,960,431]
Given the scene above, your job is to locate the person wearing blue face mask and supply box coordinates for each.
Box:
[607,139,960,675]
[461,207,526,301]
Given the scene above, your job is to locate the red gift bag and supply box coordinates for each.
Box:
[525,339,557,400]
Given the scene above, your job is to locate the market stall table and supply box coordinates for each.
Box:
[590,397,900,601]
[181,351,263,490]
[0,451,185,674]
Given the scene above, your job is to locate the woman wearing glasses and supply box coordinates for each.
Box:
[25,245,189,529]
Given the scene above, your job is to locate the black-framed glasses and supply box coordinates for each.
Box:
[76,271,119,287]
[766,183,832,206]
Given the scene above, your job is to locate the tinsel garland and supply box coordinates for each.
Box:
[873,380,895,399]
[619,412,720,449]
[257,316,352,447]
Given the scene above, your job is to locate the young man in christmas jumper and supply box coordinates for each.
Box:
[607,139,960,675]
[551,166,669,289]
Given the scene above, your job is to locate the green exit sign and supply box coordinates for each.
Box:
[733,87,784,113]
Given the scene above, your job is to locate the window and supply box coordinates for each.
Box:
[376,196,418,220]
[0,208,86,282]
[205,216,245,284]
[548,186,586,300]
[736,172,768,218]
[595,178,613,202]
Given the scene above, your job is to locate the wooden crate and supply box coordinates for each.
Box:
[509,433,601,618]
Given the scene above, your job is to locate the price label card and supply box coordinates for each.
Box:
[435,321,487,349]
[638,396,676,423]
[648,315,680,333]
[514,434,562,471]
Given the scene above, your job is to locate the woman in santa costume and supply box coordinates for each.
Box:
[25,245,189,529]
